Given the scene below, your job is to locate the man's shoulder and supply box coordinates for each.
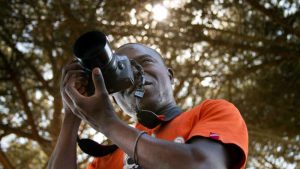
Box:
[173,99,244,130]
[183,99,238,116]
[198,99,235,108]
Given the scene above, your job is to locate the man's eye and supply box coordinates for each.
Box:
[142,59,153,63]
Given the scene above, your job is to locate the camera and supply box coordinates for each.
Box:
[73,31,134,95]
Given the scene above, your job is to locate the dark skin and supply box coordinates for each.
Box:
[47,44,231,169]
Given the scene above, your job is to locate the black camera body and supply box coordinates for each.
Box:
[73,31,134,95]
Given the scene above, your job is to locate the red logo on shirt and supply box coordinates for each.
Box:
[209,132,219,140]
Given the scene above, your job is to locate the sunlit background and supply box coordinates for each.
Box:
[0,0,299,168]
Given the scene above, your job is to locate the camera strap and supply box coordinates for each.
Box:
[130,60,182,129]
[136,106,182,129]
[77,136,118,157]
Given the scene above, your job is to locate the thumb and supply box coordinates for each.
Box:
[92,68,108,95]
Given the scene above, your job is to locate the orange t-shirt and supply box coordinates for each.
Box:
[87,99,248,169]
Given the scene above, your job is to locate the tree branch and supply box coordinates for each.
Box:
[0,123,51,148]
[0,124,33,140]
[0,148,14,169]
[245,0,300,38]
[0,51,40,142]
[0,30,54,95]
[104,23,300,57]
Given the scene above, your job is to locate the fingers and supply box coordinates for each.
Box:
[63,81,88,120]
[61,77,87,116]
[61,86,75,114]
[63,69,87,87]
[60,57,89,94]
[62,58,84,74]
[65,75,85,108]
[77,84,86,94]
[60,58,89,111]
[61,58,86,86]
[92,68,108,95]
[62,90,73,109]
[61,69,88,104]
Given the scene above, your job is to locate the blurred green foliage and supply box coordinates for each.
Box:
[0,0,299,168]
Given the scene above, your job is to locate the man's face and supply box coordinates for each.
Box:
[112,44,175,116]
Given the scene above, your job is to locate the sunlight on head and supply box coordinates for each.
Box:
[152,4,168,21]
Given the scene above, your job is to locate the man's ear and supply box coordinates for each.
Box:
[168,68,174,84]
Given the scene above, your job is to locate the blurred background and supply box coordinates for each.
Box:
[0,0,299,168]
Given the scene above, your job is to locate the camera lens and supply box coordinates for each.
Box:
[73,31,113,69]
[72,31,135,94]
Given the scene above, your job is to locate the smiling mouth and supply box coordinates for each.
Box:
[125,81,152,95]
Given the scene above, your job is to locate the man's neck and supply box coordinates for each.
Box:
[155,102,179,115]
[135,101,182,129]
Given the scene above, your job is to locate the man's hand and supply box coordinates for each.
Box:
[47,58,88,169]
[64,67,118,134]
[60,58,88,116]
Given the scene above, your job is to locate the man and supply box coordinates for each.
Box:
[47,43,248,169]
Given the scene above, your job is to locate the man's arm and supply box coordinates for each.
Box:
[47,59,87,169]
[47,112,81,169]
[104,118,229,169]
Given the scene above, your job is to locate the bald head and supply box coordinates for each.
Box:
[116,43,165,65]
